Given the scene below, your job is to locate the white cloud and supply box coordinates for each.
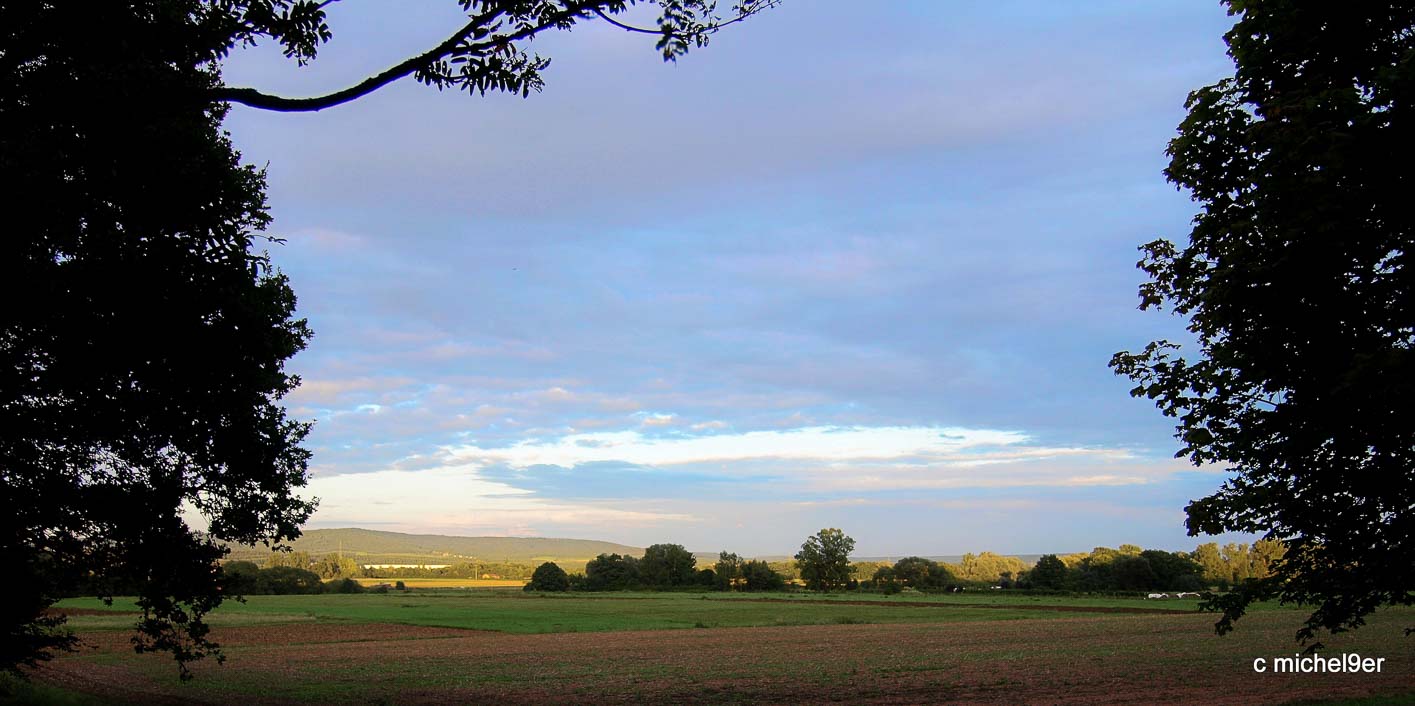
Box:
[425,424,1171,491]
[447,425,1031,468]
[303,464,694,534]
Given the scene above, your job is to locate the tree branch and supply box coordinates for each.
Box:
[211,14,490,112]
[212,2,604,112]
[212,0,777,112]
[591,7,662,34]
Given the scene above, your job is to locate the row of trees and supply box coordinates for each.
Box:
[525,544,794,592]
[257,535,1285,595]
[251,552,539,580]
[1019,542,1285,593]
[220,562,388,596]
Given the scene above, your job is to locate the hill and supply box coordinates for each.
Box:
[225,528,644,565]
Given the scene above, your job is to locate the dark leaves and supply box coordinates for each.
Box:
[1112,1,1415,645]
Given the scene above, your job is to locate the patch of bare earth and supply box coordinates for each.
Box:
[35,612,1413,705]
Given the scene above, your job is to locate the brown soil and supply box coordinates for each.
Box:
[46,607,141,617]
[720,597,1196,615]
[34,613,1414,705]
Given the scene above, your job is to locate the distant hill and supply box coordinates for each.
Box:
[225,528,644,565]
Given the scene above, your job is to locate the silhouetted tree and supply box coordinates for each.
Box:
[2,0,779,677]
[1110,0,1415,644]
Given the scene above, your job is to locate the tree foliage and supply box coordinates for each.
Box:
[795,528,854,592]
[740,560,786,591]
[2,0,317,678]
[946,552,1029,584]
[528,562,571,592]
[714,551,744,591]
[1028,555,1069,590]
[1110,0,1415,644]
[639,543,697,587]
[584,553,641,590]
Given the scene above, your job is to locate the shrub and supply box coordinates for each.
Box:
[528,562,570,592]
[322,577,365,594]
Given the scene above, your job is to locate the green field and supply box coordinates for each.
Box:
[55,591,1102,634]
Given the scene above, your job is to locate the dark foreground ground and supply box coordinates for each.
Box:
[22,607,1415,705]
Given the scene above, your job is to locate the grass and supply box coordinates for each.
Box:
[56,592,1081,634]
[0,674,109,706]
[352,577,527,588]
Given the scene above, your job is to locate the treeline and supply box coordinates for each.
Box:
[253,551,540,580]
[219,561,387,596]
[1017,540,1284,593]
[240,535,1285,596]
[853,551,1030,588]
[526,546,795,592]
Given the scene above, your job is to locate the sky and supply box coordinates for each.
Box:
[216,0,1251,557]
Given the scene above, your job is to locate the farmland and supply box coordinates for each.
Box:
[17,591,1414,704]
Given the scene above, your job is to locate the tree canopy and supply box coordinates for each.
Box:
[639,543,697,587]
[1110,0,1415,644]
[2,0,315,677]
[794,528,854,592]
[2,0,779,677]
[528,562,571,592]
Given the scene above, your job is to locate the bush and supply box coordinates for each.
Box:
[741,560,786,591]
[527,562,571,592]
[257,566,323,595]
[322,577,365,594]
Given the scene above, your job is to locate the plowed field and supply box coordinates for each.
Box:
[33,609,1413,704]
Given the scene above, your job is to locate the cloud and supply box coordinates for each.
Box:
[302,464,695,536]
[428,425,1182,495]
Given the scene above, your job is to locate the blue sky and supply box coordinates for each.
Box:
[217,0,1251,556]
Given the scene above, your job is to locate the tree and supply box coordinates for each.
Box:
[1110,556,1159,592]
[585,553,641,590]
[639,543,697,587]
[890,556,955,589]
[1110,1,1415,644]
[219,561,263,596]
[3,0,778,677]
[3,1,316,678]
[714,551,744,591]
[795,528,855,592]
[1028,554,1069,590]
[527,562,570,592]
[256,566,323,595]
[740,560,785,591]
[1191,543,1229,588]
[1140,550,1204,592]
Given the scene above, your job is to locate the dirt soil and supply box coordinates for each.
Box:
[34,613,1414,705]
[721,597,1196,615]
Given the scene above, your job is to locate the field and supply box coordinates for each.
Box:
[16,592,1414,704]
[351,578,527,589]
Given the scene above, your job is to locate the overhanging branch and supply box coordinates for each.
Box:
[211,0,775,112]
[211,1,603,112]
